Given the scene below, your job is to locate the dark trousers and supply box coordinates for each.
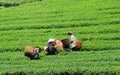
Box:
[72,47,77,51]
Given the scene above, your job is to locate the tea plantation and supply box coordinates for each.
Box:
[0,0,120,75]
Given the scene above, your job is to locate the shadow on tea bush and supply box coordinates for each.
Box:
[0,2,19,8]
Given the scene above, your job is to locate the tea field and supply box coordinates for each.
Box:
[0,0,120,75]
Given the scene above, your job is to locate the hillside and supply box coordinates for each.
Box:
[0,0,120,74]
[0,0,120,52]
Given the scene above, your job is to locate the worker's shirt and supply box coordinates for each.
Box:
[70,35,76,48]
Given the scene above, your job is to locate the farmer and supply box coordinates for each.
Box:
[67,31,77,51]
[44,38,57,55]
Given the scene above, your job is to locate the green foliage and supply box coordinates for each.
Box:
[0,0,120,74]
[0,50,120,75]
[0,0,41,8]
